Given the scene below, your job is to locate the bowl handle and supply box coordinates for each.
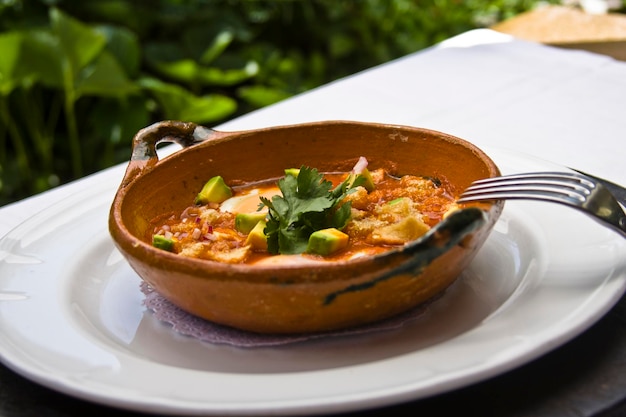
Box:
[120,120,218,187]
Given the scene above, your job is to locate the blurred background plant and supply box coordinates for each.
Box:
[0,0,587,206]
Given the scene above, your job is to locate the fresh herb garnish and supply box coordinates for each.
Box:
[259,166,363,255]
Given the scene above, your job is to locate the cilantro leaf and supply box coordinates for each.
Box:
[260,166,359,255]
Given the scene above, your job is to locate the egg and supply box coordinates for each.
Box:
[219,186,280,214]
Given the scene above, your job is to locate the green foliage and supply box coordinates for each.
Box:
[0,0,560,206]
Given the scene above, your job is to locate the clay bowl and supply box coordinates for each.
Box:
[109,120,503,334]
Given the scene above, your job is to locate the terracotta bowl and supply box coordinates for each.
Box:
[109,120,503,334]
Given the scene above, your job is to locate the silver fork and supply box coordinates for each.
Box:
[457,171,626,238]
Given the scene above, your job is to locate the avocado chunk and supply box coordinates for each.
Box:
[284,168,300,177]
[194,176,232,205]
[152,234,175,251]
[245,219,268,251]
[306,228,349,256]
[235,212,267,234]
[355,168,375,192]
[348,168,375,192]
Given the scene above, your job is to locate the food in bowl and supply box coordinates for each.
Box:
[149,158,461,266]
[109,120,503,334]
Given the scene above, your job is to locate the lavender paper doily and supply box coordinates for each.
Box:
[140,282,432,348]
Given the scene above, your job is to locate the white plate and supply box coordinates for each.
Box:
[1,148,625,416]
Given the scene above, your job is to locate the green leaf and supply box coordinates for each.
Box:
[152,59,258,87]
[17,29,64,89]
[151,59,199,83]
[198,61,259,86]
[199,30,235,65]
[0,32,23,95]
[95,25,141,78]
[76,51,138,97]
[238,85,292,108]
[332,202,352,230]
[50,8,107,75]
[139,77,236,123]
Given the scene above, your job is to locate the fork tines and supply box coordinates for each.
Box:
[457,171,596,204]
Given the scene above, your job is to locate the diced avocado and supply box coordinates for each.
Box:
[355,168,375,192]
[152,234,175,251]
[194,176,232,205]
[284,168,300,177]
[348,168,376,192]
[245,220,267,251]
[306,228,349,256]
[235,212,267,234]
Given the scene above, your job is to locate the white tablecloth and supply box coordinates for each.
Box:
[2,29,625,237]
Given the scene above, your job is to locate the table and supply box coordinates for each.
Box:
[1,29,626,417]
